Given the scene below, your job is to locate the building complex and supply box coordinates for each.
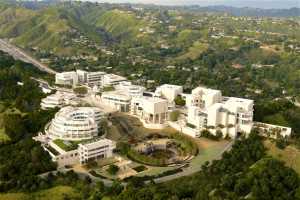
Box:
[55,70,127,90]
[39,70,292,168]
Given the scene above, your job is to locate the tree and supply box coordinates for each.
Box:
[215,130,223,140]
[73,86,88,96]
[99,119,109,136]
[170,110,180,121]
[107,164,119,175]
[174,95,186,106]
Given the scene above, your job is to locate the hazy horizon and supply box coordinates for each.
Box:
[81,0,299,9]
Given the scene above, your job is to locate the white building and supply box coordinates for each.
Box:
[155,84,183,103]
[55,71,78,86]
[87,71,106,87]
[46,106,105,141]
[186,87,253,138]
[185,87,222,108]
[101,91,132,112]
[78,139,116,165]
[253,122,292,139]
[131,97,169,129]
[115,81,145,97]
[56,70,106,89]
[102,74,127,87]
[42,138,115,166]
[40,91,77,110]
[76,70,106,88]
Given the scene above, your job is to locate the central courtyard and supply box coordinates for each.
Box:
[84,113,231,181]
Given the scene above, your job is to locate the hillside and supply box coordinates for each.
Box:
[0,3,150,55]
[94,9,146,41]
[0,4,106,55]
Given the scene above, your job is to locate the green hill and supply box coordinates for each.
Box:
[0,4,105,55]
[0,3,148,54]
[94,9,146,41]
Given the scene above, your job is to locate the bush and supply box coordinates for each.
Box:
[201,129,222,141]
[174,95,186,106]
[133,165,147,172]
[215,130,223,139]
[276,138,288,149]
[73,86,88,96]
[107,164,119,175]
[170,110,180,121]
[186,123,196,129]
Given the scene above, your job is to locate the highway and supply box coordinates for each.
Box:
[0,39,57,74]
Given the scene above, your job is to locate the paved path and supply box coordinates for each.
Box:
[152,140,234,183]
[0,39,57,74]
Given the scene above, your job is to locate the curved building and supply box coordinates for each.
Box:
[46,106,105,141]
[41,91,76,110]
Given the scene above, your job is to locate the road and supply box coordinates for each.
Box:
[0,39,57,74]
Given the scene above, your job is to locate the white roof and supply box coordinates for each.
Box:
[142,96,168,104]
[102,91,132,101]
[79,138,115,150]
[158,84,183,90]
[104,74,127,81]
[55,106,103,122]
[192,86,221,96]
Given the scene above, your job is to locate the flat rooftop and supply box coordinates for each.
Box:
[158,84,183,90]
[102,91,132,101]
[192,86,221,96]
[79,138,115,149]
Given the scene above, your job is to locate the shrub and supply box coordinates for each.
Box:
[73,86,88,96]
[201,129,222,141]
[276,138,288,149]
[186,123,196,129]
[174,95,186,106]
[170,110,180,121]
[215,130,223,139]
[107,164,119,175]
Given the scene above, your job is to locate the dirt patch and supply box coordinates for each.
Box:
[264,140,300,174]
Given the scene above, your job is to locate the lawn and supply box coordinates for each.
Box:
[264,140,300,174]
[53,139,80,151]
[0,186,81,200]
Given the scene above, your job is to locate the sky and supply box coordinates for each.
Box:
[84,0,299,9]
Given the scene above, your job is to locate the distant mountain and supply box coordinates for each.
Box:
[185,5,300,17]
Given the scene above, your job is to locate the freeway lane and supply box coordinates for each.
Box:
[0,39,57,74]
